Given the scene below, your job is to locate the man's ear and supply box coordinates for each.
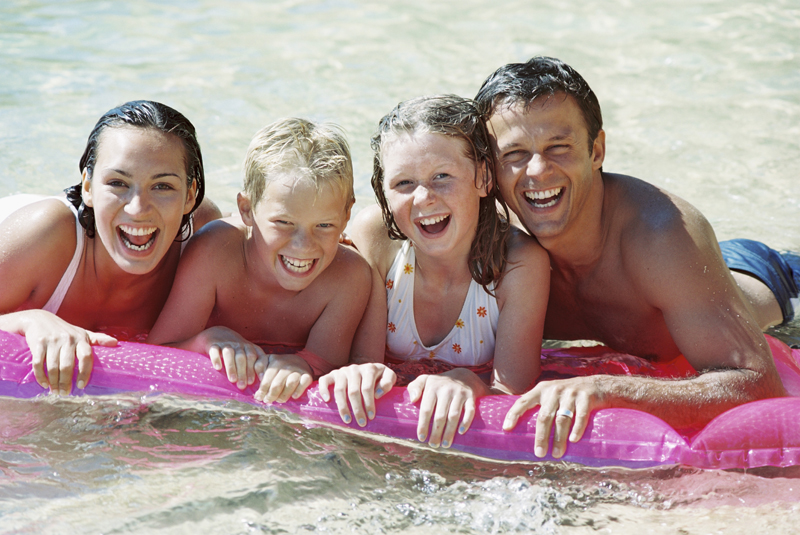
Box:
[81,168,93,207]
[591,129,606,171]
[183,179,198,215]
[237,192,254,226]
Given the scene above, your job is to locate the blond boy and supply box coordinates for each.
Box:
[148,118,371,402]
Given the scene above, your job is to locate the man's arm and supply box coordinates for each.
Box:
[505,194,785,458]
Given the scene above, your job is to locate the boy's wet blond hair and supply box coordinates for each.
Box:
[243,118,354,207]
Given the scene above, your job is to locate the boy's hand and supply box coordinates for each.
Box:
[407,368,490,449]
[318,363,397,427]
[203,326,265,390]
[254,353,314,403]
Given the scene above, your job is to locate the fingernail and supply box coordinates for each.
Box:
[60,389,70,396]
[442,440,450,448]
[375,388,384,397]
[358,418,366,426]
[552,447,562,458]
[343,414,351,424]
[418,433,426,441]
[367,411,375,419]
[214,363,222,370]
[458,425,466,434]
[237,381,245,390]
[254,392,263,401]
[534,446,546,458]
[77,380,85,390]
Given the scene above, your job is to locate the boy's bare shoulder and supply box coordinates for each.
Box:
[181,216,246,261]
[348,204,401,275]
[326,244,372,285]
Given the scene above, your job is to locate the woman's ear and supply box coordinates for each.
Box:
[183,178,198,215]
[81,168,93,207]
[237,192,254,226]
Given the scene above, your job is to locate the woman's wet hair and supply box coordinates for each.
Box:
[475,56,603,150]
[64,100,205,239]
[371,94,510,292]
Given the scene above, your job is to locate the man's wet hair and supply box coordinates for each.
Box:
[65,100,205,239]
[475,56,603,149]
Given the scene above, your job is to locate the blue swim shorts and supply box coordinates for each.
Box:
[720,239,800,324]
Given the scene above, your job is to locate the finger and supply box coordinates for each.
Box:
[254,350,269,381]
[30,339,49,389]
[277,372,300,403]
[534,402,557,458]
[375,368,397,400]
[245,345,258,386]
[57,342,75,395]
[330,374,353,424]
[347,367,372,427]
[291,373,313,400]
[551,407,575,459]
[459,396,476,435]
[75,340,93,390]
[221,346,237,383]
[234,345,247,389]
[46,342,61,394]
[254,367,278,402]
[360,369,379,422]
[318,374,333,403]
[427,390,451,448]
[503,391,539,431]
[407,375,427,404]
[88,332,118,347]
[416,386,437,443]
[442,395,469,449]
[208,345,223,371]
[570,394,591,443]
[265,371,289,403]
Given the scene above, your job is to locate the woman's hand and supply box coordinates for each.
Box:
[407,368,491,448]
[318,363,397,426]
[0,310,117,395]
[254,353,314,403]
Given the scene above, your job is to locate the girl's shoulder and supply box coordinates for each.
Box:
[496,227,550,297]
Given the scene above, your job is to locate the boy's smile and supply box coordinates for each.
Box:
[240,173,350,292]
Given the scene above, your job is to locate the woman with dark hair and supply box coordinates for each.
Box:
[0,100,220,395]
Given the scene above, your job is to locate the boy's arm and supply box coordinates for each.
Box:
[147,222,224,350]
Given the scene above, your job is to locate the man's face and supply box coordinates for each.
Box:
[487,94,604,242]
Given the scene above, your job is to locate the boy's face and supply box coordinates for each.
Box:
[239,173,351,292]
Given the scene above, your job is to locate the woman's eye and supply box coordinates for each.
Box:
[154,183,176,191]
[107,180,127,188]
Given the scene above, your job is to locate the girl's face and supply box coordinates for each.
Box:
[381,131,487,259]
[82,126,197,275]
[238,173,351,292]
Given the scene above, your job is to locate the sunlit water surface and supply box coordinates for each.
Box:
[1,1,799,533]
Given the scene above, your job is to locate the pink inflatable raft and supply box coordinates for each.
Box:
[1,329,799,469]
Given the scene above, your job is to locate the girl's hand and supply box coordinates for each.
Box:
[254,353,314,403]
[318,363,397,426]
[202,326,266,390]
[407,368,491,448]
[0,310,117,395]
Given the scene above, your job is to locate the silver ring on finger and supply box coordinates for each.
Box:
[556,408,574,419]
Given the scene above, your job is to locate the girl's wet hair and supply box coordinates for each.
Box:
[64,100,205,239]
[371,94,510,292]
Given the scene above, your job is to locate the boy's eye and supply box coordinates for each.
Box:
[318,223,334,228]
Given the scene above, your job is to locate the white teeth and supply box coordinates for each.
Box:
[281,256,314,273]
[119,225,157,236]
[419,214,449,226]
[525,187,563,207]
[120,233,155,252]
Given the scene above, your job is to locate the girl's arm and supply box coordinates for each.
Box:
[0,199,117,394]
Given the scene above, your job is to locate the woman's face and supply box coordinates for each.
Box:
[82,126,196,275]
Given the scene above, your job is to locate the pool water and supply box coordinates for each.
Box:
[1,1,799,533]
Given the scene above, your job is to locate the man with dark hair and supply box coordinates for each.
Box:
[476,56,787,459]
